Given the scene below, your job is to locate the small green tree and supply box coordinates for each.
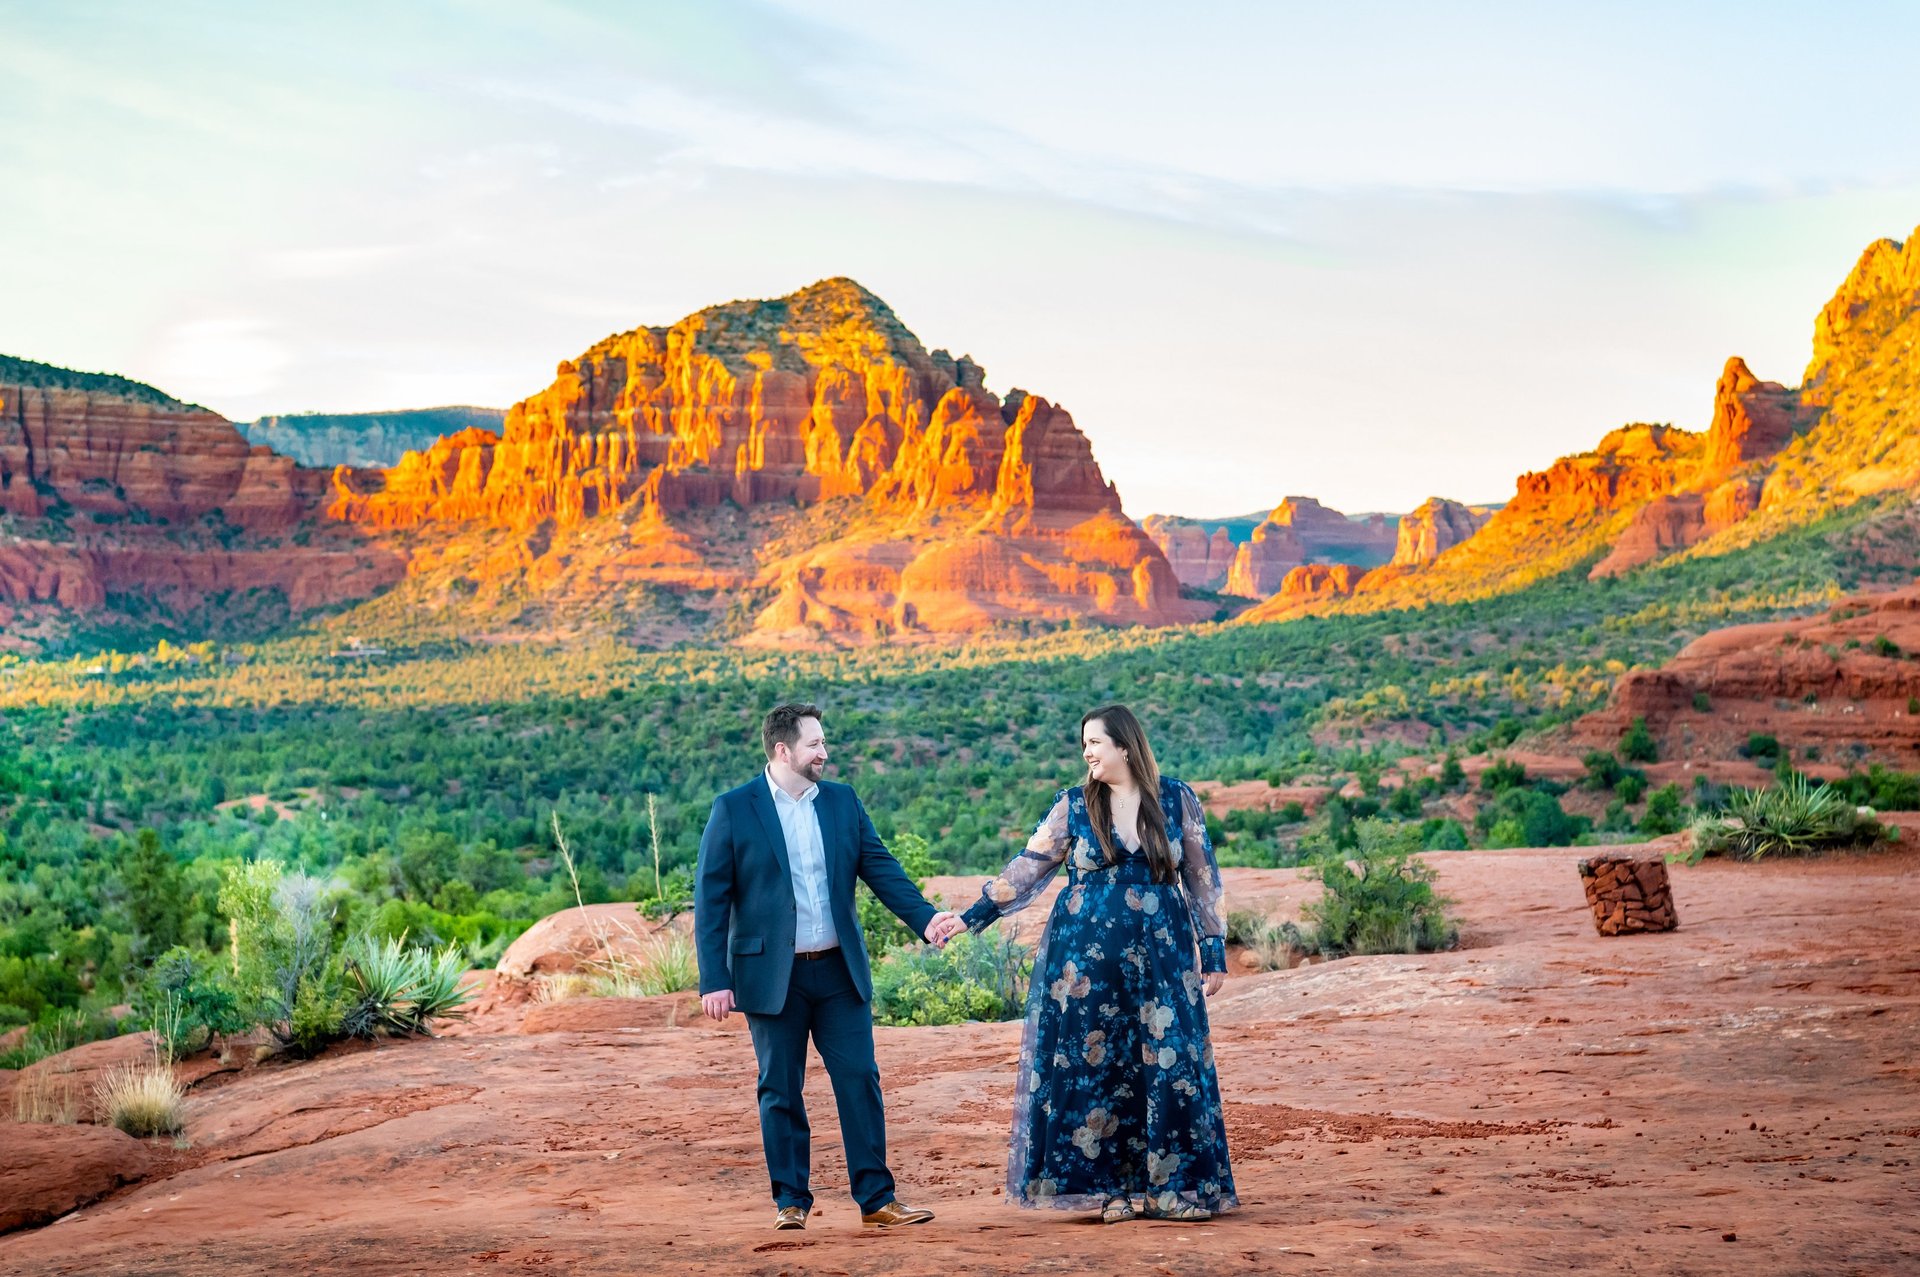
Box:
[119,829,187,963]
[1639,783,1687,836]
[1620,716,1659,763]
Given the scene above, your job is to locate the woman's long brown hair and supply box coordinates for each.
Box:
[1081,704,1176,884]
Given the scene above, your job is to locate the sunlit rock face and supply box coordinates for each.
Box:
[327,278,1203,637]
[1390,498,1489,568]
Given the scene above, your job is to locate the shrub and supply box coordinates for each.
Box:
[95,1058,185,1137]
[218,862,355,1056]
[1638,783,1688,836]
[1480,759,1528,793]
[1224,908,1296,971]
[1298,819,1457,957]
[590,932,699,998]
[1833,764,1920,811]
[1692,691,1713,711]
[1420,818,1470,851]
[1478,788,1587,848]
[133,947,250,1061]
[1214,839,1279,869]
[1582,751,1625,791]
[1874,635,1901,658]
[1615,774,1647,805]
[1276,801,1307,824]
[1225,909,1271,946]
[1439,752,1466,790]
[1741,733,1781,761]
[1620,717,1658,763]
[871,931,1032,1026]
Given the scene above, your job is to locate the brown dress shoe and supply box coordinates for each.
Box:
[860,1200,935,1228]
[774,1205,808,1230]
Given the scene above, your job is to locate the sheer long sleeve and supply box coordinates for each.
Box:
[961,790,1073,932]
[1176,780,1228,973]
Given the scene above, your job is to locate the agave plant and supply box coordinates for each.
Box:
[342,934,475,1038]
[1717,775,1868,860]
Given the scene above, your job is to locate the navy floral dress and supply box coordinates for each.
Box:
[960,777,1236,1214]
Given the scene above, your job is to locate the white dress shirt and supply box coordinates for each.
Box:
[767,768,839,954]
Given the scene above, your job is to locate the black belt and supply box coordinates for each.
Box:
[795,947,840,961]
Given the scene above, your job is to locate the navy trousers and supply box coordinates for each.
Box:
[744,952,895,1212]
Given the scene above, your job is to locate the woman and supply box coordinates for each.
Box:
[949,704,1236,1222]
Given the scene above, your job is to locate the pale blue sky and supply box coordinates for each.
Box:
[3,1,1918,516]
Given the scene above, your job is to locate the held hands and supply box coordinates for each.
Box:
[923,911,967,947]
[1202,971,1226,998]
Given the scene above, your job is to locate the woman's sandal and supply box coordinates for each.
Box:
[1100,1196,1136,1224]
[1142,1196,1212,1221]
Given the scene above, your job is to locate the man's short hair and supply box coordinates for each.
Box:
[763,702,823,760]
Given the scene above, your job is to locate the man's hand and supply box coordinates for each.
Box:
[923,911,965,947]
[702,989,736,1021]
[1203,971,1226,997]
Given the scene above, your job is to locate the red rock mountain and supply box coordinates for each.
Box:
[1242,224,1920,624]
[327,278,1201,638]
[0,358,402,630]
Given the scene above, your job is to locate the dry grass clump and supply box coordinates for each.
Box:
[533,934,700,1002]
[1224,907,1300,972]
[533,972,598,1003]
[12,1071,82,1124]
[94,1059,186,1137]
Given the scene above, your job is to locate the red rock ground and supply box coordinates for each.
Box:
[3,847,1917,1276]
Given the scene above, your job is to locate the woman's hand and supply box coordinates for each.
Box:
[1203,971,1225,997]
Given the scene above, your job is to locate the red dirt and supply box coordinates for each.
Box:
[3,847,1917,1276]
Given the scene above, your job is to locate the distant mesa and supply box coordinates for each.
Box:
[1144,497,1406,596]
[240,406,505,469]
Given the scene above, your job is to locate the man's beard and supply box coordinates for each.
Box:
[801,758,825,781]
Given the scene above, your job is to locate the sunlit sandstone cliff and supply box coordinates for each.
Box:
[1241,223,1920,624]
[328,279,1203,637]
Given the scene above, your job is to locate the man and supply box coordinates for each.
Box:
[696,702,960,1231]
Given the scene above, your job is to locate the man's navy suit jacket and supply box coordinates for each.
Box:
[695,776,939,1015]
